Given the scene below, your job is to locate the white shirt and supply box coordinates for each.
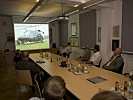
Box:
[89,51,101,65]
[64,45,72,54]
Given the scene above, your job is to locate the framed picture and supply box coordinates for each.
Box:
[73,37,79,47]
[113,25,120,37]
[71,22,77,36]
[70,37,74,46]
[112,40,119,51]
[98,27,101,42]
[70,37,79,47]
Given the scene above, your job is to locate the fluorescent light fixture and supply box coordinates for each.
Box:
[81,0,88,3]
[66,10,79,16]
[47,18,58,23]
[83,0,105,9]
[36,0,39,2]
[23,17,30,23]
[74,5,79,7]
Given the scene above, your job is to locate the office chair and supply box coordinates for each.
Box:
[16,70,42,99]
[117,62,124,74]
[95,59,102,68]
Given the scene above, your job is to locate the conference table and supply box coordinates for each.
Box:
[30,53,128,100]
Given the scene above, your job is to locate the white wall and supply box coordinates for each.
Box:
[97,0,133,73]
[0,16,15,50]
[68,13,82,59]
[96,0,123,66]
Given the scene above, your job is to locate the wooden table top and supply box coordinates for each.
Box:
[30,53,128,100]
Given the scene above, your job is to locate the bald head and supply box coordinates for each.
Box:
[114,48,122,56]
[91,90,127,100]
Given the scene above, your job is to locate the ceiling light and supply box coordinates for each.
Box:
[81,0,88,3]
[58,15,69,20]
[74,5,79,7]
[36,0,39,2]
[83,0,105,9]
[23,17,30,23]
[66,10,79,16]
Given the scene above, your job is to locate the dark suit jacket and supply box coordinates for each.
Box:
[15,59,40,75]
[81,49,91,61]
[103,55,124,73]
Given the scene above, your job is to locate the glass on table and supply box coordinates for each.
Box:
[83,65,89,74]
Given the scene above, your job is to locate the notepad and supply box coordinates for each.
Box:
[87,76,107,84]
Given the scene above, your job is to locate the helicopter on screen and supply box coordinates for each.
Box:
[17,29,44,45]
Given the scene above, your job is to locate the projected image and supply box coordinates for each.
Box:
[14,24,49,50]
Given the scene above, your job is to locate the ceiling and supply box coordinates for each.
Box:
[0,0,114,23]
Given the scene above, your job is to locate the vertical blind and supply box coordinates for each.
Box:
[122,0,133,53]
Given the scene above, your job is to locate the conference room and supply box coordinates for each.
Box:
[0,0,133,100]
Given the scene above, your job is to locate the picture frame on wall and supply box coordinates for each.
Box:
[113,25,120,37]
[70,37,79,47]
[73,37,79,47]
[71,22,77,36]
[112,40,119,51]
[70,37,74,46]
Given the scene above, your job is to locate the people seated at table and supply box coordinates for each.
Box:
[87,45,101,67]
[62,42,72,58]
[29,76,66,100]
[15,51,43,92]
[15,51,40,75]
[91,90,127,100]
[13,49,21,64]
[102,48,124,73]
[79,45,91,61]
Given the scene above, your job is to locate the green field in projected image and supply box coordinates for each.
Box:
[16,41,49,50]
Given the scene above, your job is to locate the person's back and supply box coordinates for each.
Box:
[15,51,40,75]
[91,90,127,100]
[43,76,66,100]
[13,49,21,64]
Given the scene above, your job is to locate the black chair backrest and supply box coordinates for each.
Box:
[95,59,102,67]
[118,62,124,74]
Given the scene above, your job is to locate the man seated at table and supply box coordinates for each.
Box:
[79,45,91,61]
[87,45,101,67]
[13,49,22,64]
[91,90,127,100]
[102,48,124,73]
[62,42,72,58]
[15,51,43,92]
[15,51,40,75]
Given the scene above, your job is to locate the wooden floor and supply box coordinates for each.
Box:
[0,64,18,100]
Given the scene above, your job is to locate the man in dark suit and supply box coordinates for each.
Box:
[102,48,124,73]
[80,45,91,61]
[15,51,42,92]
[15,51,40,75]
